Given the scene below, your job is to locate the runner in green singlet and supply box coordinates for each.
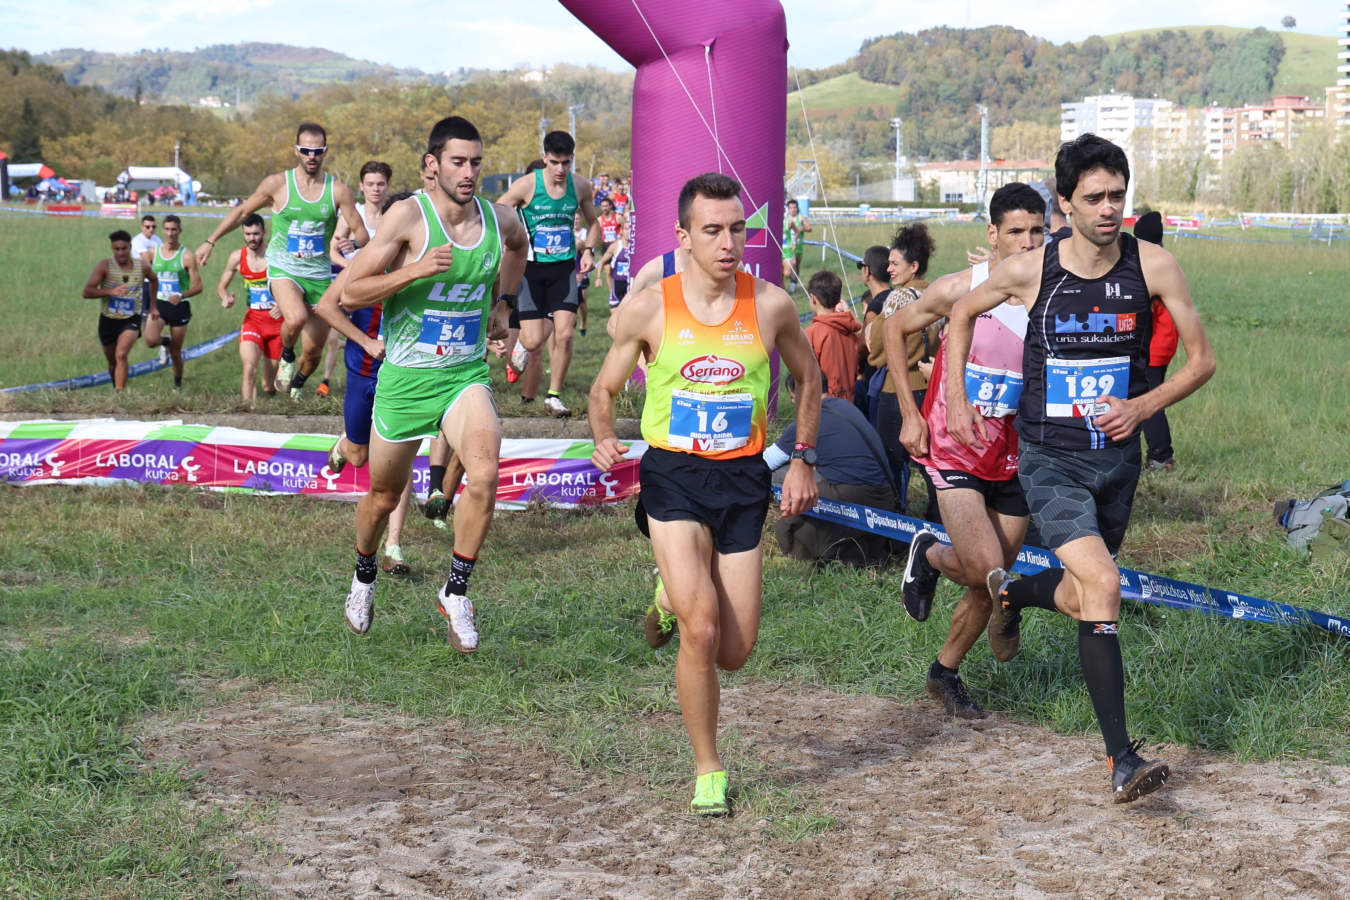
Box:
[780,198,811,292]
[195,122,367,398]
[340,115,527,651]
[497,130,600,417]
[143,214,202,389]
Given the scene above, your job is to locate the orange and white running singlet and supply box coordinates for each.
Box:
[640,272,771,460]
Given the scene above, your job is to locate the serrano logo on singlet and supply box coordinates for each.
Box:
[680,355,744,385]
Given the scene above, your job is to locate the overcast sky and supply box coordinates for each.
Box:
[3,1,1341,74]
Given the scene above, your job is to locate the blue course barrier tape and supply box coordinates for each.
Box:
[772,486,1349,638]
[2,330,241,393]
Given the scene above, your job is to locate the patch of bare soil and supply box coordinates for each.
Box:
[141,682,1350,898]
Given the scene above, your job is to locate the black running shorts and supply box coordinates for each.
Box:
[1017,439,1141,555]
[517,259,579,321]
[920,466,1029,518]
[157,300,192,328]
[98,314,141,347]
[636,447,771,554]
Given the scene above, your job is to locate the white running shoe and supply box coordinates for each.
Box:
[275,357,298,392]
[509,342,529,375]
[289,385,303,401]
[345,573,375,635]
[157,342,170,365]
[436,586,479,653]
[544,395,570,418]
[328,436,347,474]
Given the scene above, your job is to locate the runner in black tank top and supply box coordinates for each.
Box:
[1019,232,1153,451]
[939,135,1216,804]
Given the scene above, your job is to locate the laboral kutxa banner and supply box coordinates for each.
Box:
[0,419,644,509]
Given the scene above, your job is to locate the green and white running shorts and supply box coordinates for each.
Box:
[267,268,332,306]
[372,360,492,443]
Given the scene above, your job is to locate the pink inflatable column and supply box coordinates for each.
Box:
[558,0,788,285]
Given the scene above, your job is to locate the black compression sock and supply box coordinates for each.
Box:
[290,370,310,389]
[429,465,447,494]
[355,546,377,585]
[929,659,957,679]
[280,346,296,363]
[1079,621,1130,759]
[445,552,477,596]
[1001,569,1065,613]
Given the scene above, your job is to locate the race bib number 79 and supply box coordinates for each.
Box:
[1045,356,1130,418]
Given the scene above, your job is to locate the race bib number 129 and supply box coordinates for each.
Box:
[1045,356,1129,418]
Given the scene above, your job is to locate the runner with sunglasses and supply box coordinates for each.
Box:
[195,123,368,397]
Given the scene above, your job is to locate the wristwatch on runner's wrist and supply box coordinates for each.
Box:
[790,443,817,466]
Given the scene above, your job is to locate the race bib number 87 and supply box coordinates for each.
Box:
[964,362,1023,418]
[668,390,753,452]
[1045,356,1130,418]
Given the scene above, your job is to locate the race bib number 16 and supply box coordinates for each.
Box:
[668,390,753,452]
[1045,356,1129,418]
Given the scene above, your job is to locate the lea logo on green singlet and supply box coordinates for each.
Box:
[428,282,489,303]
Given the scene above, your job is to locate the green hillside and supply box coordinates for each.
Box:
[791,27,1339,117]
[1104,27,1337,95]
[37,43,449,108]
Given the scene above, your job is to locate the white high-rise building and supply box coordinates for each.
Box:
[1060,94,1175,154]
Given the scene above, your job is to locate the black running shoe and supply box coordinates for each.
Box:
[925,669,987,719]
[985,567,1022,662]
[1110,740,1170,803]
[901,529,941,621]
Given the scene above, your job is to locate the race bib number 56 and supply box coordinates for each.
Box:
[668,390,753,452]
[1045,356,1129,418]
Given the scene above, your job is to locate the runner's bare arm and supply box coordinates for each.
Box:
[334,182,370,249]
[497,176,532,209]
[314,270,384,360]
[330,216,354,270]
[764,284,822,516]
[490,206,530,340]
[181,251,204,299]
[575,178,600,274]
[342,198,446,310]
[82,260,110,299]
[217,252,241,307]
[886,279,958,457]
[945,253,1036,449]
[588,286,661,471]
[1093,244,1216,441]
[196,173,281,266]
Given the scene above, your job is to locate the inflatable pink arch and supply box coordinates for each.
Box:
[559,0,788,284]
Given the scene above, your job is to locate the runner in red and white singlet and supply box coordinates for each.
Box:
[885,182,1047,721]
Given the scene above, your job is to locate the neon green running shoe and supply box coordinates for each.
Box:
[643,574,676,649]
[690,770,729,817]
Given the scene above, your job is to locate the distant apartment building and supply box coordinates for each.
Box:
[1060,94,1175,154]
[1062,92,1334,167]
[915,159,1052,205]
[1202,96,1328,162]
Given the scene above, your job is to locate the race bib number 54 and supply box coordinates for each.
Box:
[415,309,481,359]
[1045,356,1129,418]
[668,390,753,452]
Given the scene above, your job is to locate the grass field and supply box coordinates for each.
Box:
[2,208,1349,894]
